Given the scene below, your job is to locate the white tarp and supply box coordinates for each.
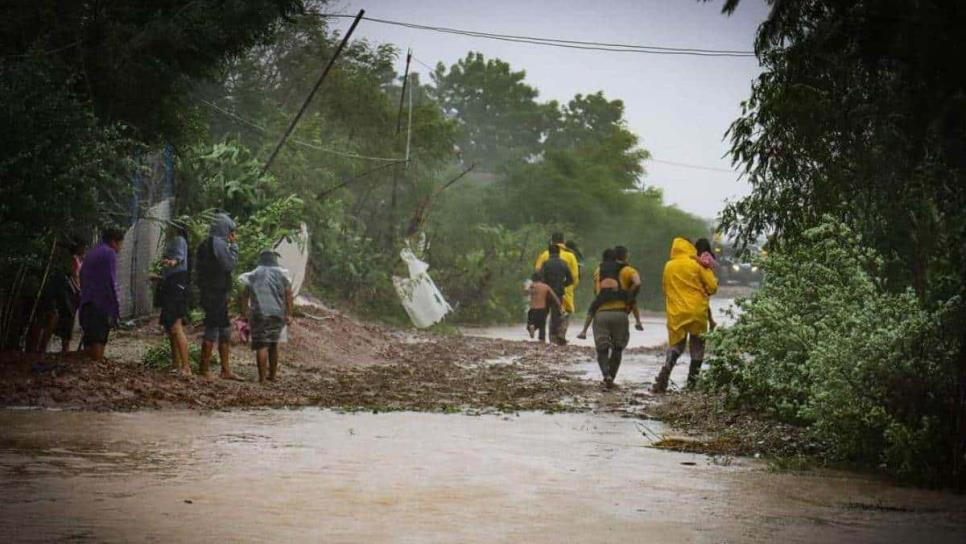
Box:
[274,223,309,297]
[393,247,452,328]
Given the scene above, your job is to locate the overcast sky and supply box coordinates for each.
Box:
[329,0,770,219]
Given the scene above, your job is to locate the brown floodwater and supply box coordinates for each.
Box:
[2,408,965,543]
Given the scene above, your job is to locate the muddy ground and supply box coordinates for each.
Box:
[0,306,646,415]
[0,298,806,462]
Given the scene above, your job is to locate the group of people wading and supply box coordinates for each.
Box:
[528,232,718,392]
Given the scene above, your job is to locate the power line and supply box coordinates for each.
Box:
[201,99,406,163]
[649,158,737,173]
[321,13,756,57]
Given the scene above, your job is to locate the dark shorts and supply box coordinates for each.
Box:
[79,304,111,346]
[527,308,549,328]
[159,273,189,331]
[200,290,231,341]
[250,315,285,349]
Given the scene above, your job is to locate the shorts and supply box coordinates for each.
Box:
[79,303,111,346]
[527,308,548,328]
[158,273,189,331]
[250,315,286,349]
[592,310,629,352]
[200,290,231,342]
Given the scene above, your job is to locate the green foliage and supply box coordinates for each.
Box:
[704,219,959,484]
[142,342,205,371]
[432,52,558,170]
[714,0,966,488]
[0,0,306,144]
[179,140,279,220]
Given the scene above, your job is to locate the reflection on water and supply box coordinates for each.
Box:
[2,409,965,543]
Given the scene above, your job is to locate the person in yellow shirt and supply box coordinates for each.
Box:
[576,247,640,388]
[534,232,579,344]
[652,237,718,393]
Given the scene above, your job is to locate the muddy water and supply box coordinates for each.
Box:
[2,409,965,543]
[463,298,736,350]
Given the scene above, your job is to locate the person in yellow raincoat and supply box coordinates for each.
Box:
[652,237,718,393]
[534,232,579,344]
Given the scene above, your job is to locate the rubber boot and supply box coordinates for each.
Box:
[651,350,680,394]
[686,359,703,389]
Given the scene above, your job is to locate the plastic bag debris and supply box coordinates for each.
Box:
[393,247,452,328]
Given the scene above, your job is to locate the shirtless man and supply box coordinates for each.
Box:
[526,272,561,343]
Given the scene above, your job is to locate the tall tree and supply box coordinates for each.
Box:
[432,52,558,171]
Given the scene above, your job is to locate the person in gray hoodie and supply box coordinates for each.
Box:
[194,213,240,380]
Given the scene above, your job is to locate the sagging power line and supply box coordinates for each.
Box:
[320,13,756,57]
[201,99,406,163]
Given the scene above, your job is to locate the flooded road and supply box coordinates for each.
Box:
[2,409,965,543]
[463,298,736,350]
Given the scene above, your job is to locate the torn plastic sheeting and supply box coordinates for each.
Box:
[393,248,452,328]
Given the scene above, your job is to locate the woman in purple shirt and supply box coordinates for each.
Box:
[79,228,124,361]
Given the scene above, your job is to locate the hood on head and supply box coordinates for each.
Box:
[208,213,236,239]
[670,237,696,259]
[257,249,280,267]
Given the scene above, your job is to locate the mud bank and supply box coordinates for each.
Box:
[2,409,965,544]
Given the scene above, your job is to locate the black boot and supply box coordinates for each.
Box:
[652,350,680,394]
[686,359,703,389]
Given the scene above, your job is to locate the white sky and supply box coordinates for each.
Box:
[329,0,770,219]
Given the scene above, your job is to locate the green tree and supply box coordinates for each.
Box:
[0,0,306,144]
[432,52,558,171]
[707,0,966,487]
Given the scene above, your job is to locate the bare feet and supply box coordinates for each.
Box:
[221,372,245,382]
[180,366,193,377]
[201,371,215,381]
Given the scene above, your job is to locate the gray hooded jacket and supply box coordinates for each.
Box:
[195,213,238,293]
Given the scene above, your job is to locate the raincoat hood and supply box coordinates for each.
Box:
[663,237,717,346]
[208,213,236,239]
[670,237,697,260]
[258,249,280,267]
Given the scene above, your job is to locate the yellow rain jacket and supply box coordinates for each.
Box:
[663,237,718,346]
[534,244,579,313]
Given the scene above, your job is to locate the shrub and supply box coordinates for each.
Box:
[704,218,960,484]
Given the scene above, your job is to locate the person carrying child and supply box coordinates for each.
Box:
[693,237,718,331]
[579,247,641,388]
[526,272,561,343]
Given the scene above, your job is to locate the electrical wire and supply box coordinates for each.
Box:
[201,99,406,162]
[649,158,737,173]
[321,13,756,57]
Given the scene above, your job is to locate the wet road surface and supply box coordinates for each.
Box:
[462,298,736,350]
[2,409,965,543]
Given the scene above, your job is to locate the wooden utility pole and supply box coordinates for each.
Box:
[260,9,365,176]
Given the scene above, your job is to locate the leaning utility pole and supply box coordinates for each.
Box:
[260,9,365,176]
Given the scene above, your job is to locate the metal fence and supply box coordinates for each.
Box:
[116,146,174,319]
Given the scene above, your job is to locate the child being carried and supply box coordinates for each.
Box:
[576,249,629,340]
